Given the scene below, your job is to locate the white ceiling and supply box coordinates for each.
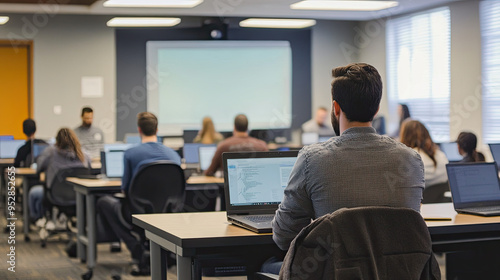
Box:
[0,0,459,21]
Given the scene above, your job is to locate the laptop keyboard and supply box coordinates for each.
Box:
[243,215,273,223]
[465,206,500,212]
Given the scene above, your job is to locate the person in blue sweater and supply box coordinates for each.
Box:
[96,112,180,276]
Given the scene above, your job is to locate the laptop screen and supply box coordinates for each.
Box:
[440,142,463,162]
[102,144,135,178]
[0,140,25,158]
[447,163,500,207]
[32,143,49,159]
[183,143,216,164]
[489,144,500,168]
[301,132,319,145]
[199,146,217,171]
[226,155,297,207]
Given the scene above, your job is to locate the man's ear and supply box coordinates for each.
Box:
[333,101,341,117]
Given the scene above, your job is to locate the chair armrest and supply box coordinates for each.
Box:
[113,192,125,199]
[255,272,279,280]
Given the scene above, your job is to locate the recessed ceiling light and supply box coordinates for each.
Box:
[103,0,203,8]
[106,17,181,27]
[239,18,316,29]
[291,0,399,11]
[0,16,9,25]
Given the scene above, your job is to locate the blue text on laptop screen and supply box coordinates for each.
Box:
[448,164,500,203]
[440,142,462,162]
[490,144,500,168]
[227,157,297,206]
[0,140,25,158]
[199,146,217,171]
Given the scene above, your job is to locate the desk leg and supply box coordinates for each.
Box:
[150,240,167,280]
[86,193,96,269]
[23,177,30,238]
[176,248,193,280]
[76,192,86,262]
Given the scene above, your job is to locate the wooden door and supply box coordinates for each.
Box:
[0,41,33,139]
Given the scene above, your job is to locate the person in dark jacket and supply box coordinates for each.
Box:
[14,119,47,167]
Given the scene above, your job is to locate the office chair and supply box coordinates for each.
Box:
[116,160,186,277]
[422,182,452,204]
[256,206,440,280]
[39,167,90,248]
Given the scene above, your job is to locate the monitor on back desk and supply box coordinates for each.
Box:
[0,140,25,159]
[439,142,463,162]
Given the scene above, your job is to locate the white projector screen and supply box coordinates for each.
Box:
[147,41,292,135]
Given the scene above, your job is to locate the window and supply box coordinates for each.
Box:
[481,1,500,143]
[386,7,451,142]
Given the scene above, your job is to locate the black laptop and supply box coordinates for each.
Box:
[223,150,299,233]
[489,143,500,169]
[447,162,500,216]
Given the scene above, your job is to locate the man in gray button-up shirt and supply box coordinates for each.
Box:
[266,64,424,272]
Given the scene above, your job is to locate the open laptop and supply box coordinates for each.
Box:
[301,132,318,145]
[489,144,500,169]
[100,143,135,178]
[0,139,25,158]
[440,142,463,162]
[447,162,500,216]
[183,143,216,169]
[223,150,299,233]
[199,145,218,173]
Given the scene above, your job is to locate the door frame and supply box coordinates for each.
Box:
[0,40,33,118]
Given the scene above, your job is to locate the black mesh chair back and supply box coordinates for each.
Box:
[126,160,186,220]
[422,181,451,204]
[46,167,91,207]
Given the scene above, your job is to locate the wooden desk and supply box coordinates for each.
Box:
[67,175,224,274]
[133,203,500,280]
[0,158,15,212]
[5,167,39,240]
[67,177,122,273]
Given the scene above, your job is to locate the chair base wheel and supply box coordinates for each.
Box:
[81,269,93,280]
[24,235,30,242]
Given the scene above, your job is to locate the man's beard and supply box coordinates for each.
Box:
[331,111,340,136]
[82,122,91,128]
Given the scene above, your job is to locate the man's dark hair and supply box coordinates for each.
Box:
[137,112,158,136]
[22,119,36,137]
[234,114,248,132]
[331,63,382,122]
[81,107,93,116]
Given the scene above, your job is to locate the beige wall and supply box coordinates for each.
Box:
[0,14,116,142]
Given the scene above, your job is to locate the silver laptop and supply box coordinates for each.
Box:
[440,142,462,162]
[0,139,25,159]
[100,143,135,178]
[447,162,500,216]
[223,150,299,233]
[183,143,216,170]
[199,145,217,173]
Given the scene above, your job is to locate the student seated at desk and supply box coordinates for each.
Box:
[400,120,448,188]
[456,132,485,163]
[29,128,91,224]
[193,116,224,144]
[262,63,425,274]
[96,112,181,276]
[14,119,47,167]
[204,114,268,176]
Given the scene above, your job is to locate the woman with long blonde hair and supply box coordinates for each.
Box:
[193,116,223,144]
[28,128,91,223]
[400,120,448,188]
